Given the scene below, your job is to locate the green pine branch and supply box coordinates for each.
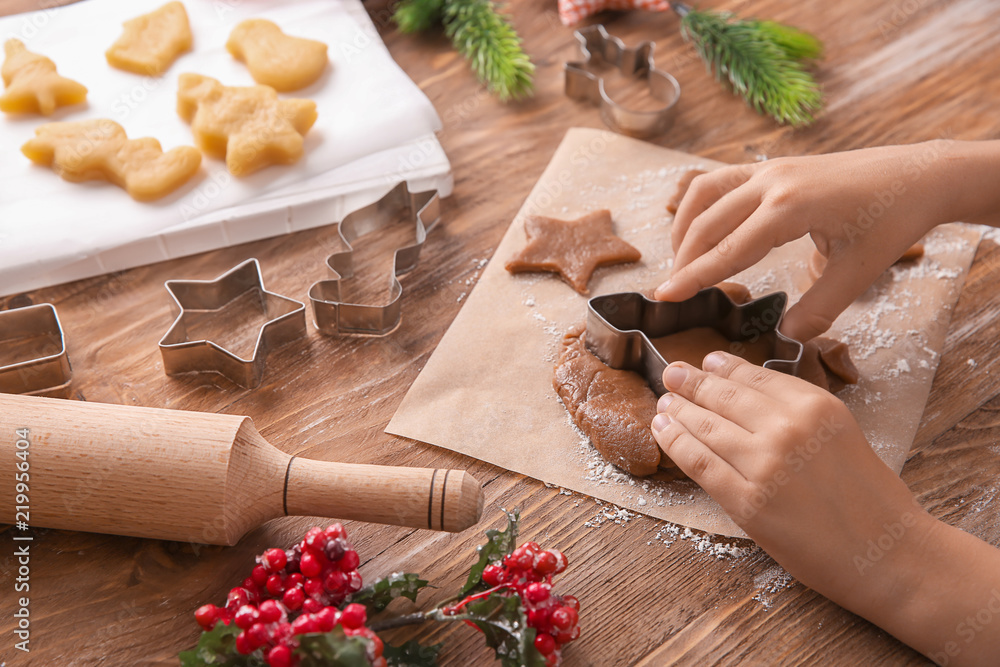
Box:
[677,8,824,126]
[393,0,535,102]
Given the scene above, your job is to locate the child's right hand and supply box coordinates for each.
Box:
[655,141,984,341]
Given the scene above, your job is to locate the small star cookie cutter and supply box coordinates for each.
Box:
[585,287,803,395]
[158,258,306,388]
[0,303,72,395]
[565,24,681,139]
[308,181,441,336]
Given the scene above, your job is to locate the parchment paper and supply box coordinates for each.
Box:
[387,128,981,537]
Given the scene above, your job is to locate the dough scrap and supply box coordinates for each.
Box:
[798,336,860,393]
[0,39,87,115]
[106,2,192,76]
[21,119,201,201]
[226,19,328,92]
[505,209,641,294]
[176,73,317,176]
[666,169,706,214]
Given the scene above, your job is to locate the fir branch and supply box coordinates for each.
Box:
[393,0,443,34]
[678,9,823,126]
[441,0,534,102]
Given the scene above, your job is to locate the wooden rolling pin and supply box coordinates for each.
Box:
[0,394,483,544]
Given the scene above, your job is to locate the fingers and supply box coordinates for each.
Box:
[780,252,892,341]
[659,360,778,433]
[671,165,753,254]
[650,412,749,506]
[655,205,789,302]
[696,352,809,402]
[672,186,762,272]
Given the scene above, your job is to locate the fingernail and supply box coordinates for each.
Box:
[664,365,688,389]
[704,352,726,372]
[652,413,671,433]
[653,280,671,299]
[657,393,674,412]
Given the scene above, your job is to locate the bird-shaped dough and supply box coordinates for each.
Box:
[0,39,87,115]
[226,19,328,92]
[106,1,193,76]
[21,119,201,201]
[176,73,317,176]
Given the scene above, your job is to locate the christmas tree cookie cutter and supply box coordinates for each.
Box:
[0,303,72,395]
[158,258,306,388]
[585,287,802,395]
[308,181,441,336]
[565,24,681,138]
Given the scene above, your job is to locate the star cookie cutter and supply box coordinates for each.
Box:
[308,181,441,336]
[565,24,681,139]
[585,287,803,395]
[158,258,306,388]
[0,303,72,395]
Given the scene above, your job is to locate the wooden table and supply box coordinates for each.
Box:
[3,0,1000,664]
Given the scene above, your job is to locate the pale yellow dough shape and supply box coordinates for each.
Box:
[0,38,87,116]
[226,19,328,92]
[21,119,202,201]
[176,73,317,176]
[106,1,192,76]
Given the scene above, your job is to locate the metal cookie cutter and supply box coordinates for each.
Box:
[586,287,802,395]
[565,24,681,138]
[308,181,440,336]
[0,303,72,395]
[159,258,306,388]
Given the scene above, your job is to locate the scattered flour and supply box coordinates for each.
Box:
[752,564,794,609]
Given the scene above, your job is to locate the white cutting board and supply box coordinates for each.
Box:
[0,0,451,295]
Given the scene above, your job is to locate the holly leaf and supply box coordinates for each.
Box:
[295,627,372,667]
[461,509,519,595]
[178,622,260,666]
[352,572,429,613]
[462,593,544,667]
[383,639,442,667]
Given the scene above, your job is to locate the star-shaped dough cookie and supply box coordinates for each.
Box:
[505,209,641,294]
[176,73,317,176]
[21,119,201,201]
[0,38,87,116]
[105,1,193,76]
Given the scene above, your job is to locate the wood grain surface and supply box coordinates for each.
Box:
[2,0,1000,664]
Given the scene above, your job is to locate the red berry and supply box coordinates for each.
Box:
[324,523,346,540]
[534,632,556,655]
[325,570,348,593]
[339,550,360,572]
[282,587,305,611]
[227,587,250,611]
[347,570,363,593]
[235,631,254,655]
[304,527,329,552]
[527,606,552,631]
[258,599,284,624]
[339,603,367,630]
[248,621,270,648]
[194,604,219,629]
[304,577,324,598]
[555,626,580,644]
[234,604,259,630]
[262,548,287,573]
[545,653,559,667]
[482,563,504,586]
[533,551,558,575]
[316,606,338,632]
[525,582,550,604]
[267,644,293,667]
[286,573,305,588]
[523,541,541,554]
[507,546,534,570]
[266,574,285,596]
[252,565,270,587]
[291,614,317,635]
[561,595,580,611]
[300,551,322,578]
[551,606,577,632]
[369,633,384,657]
[551,550,568,574]
[302,598,323,613]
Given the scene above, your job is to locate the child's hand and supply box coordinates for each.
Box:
[655,142,961,341]
[649,352,926,606]
[650,352,1000,665]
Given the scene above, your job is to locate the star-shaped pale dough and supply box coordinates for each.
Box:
[176,73,317,176]
[505,209,641,294]
[21,119,201,201]
[0,38,87,116]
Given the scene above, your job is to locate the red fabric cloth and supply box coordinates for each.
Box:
[558,0,673,26]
